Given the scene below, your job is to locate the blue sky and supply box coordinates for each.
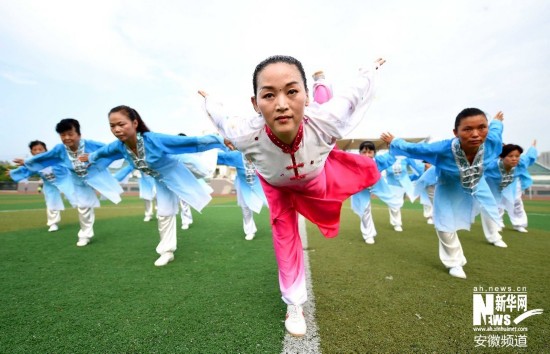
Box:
[1,0,549,161]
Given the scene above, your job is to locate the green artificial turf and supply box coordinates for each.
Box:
[309,198,550,353]
[0,195,283,353]
[1,194,549,353]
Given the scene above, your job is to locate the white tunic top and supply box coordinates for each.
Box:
[204,63,380,187]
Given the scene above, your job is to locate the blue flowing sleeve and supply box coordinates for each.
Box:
[24,144,65,171]
[88,140,126,167]
[9,166,36,182]
[148,133,225,154]
[483,120,504,162]
[389,138,450,166]
[374,153,396,171]
[114,164,135,182]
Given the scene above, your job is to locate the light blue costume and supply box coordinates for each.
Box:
[217,149,268,239]
[351,153,402,241]
[484,145,538,231]
[22,140,123,243]
[89,132,224,263]
[23,140,123,206]
[388,119,504,270]
[10,164,71,229]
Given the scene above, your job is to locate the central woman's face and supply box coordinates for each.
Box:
[251,62,309,145]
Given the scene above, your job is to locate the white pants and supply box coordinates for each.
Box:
[46,209,61,227]
[77,207,95,240]
[480,212,504,244]
[241,206,257,236]
[156,215,177,255]
[389,208,402,227]
[436,229,467,268]
[179,200,193,226]
[506,187,528,228]
[144,199,155,218]
[360,202,377,240]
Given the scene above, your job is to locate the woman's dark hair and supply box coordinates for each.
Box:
[500,144,523,158]
[359,141,376,154]
[56,118,81,135]
[109,105,150,133]
[29,140,47,151]
[454,108,487,131]
[252,55,308,96]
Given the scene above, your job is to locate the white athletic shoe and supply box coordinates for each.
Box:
[426,217,434,225]
[449,266,467,279]
[514,226,528,233]
[181,223,189,230]
[394,226,403,232]
[76,238,90,247]
[493,240,508,248]
[143,216,152,222]
[365,237,375,244]
[285,304,306,337]
[245,233,255,241]
[48,224,59,232]
[154,252,174,267]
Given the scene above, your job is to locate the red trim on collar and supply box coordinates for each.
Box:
[264,123,303,154]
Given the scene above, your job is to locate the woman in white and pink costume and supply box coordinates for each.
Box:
[200,55,384,337]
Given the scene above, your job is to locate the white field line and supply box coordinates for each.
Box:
[281,214,321,354]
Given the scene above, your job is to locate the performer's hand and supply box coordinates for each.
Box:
[374,58,386,69]
[78,154,89,162]
[198,90,208,98]
[224,138,236,151]
[493,111,504,121]
[380,132,394,144]
[12,158,24,166]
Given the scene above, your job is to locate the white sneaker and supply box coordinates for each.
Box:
[48,224,59,232]
[514,226,528,233]
[245,233,255,240]
[76,238,90,247]
[426,217,434,225]
[493,240,508,248]
[181,223,189,230]
[285,304,306,337]
[154,252,174,267]
[449,266,467,279]
[143,216,152,222]
[365,237,375,244]
[394,226,403,232]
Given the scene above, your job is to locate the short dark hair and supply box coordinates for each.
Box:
[500,144,523,158]
[454,108,487,131]
[28,140,47,151]
[109,105,150,133]
[252,55,308,96]
[56,118,81,135]
[359,141,376,154]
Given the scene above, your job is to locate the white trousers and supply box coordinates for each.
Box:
[389,208,402,227]
[46,209,61,227]
[506,189,528,228]
[480,211,504,244]
[435,229,467,268]
[156,215,177,255]
[77,207,95,239]
[144,199,155,218]
[241,206,257,236]
[179,200,193,226]
[360,202,377,239]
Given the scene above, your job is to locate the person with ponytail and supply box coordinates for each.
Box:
[84,105,225,266]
